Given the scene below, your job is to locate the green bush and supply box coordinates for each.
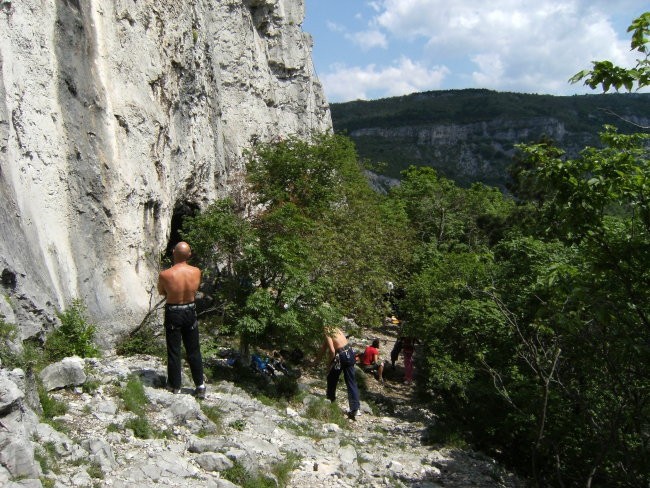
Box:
[0,318,18,367]
[222,461,276,488]
[115,320,166,358]
[124,415,153,439]
[44,299,99,362]
[39,387,68,419]
[119,376,148,416]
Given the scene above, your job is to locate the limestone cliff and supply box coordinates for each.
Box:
[0,0,331,344]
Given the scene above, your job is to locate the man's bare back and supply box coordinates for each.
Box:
[323,327,348,358]
[158,242,201,304]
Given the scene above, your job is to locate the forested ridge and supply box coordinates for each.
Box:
[331,89,650,131]
[330,89,650,188]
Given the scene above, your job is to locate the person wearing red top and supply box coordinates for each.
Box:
[360,339,385,382]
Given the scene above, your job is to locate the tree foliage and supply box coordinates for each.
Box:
[400,13,650,487]
[182,134,411,351]
[570,12,650,92]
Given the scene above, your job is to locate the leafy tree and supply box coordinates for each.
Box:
[182,134,411,352]
[506,127,650,487]
[391,166,515,250]
[461,13,649,486]
[398,13,650,487]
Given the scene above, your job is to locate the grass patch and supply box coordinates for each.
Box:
[156,427,175,439]
[221,453,301,488]
[229,419,246,431]
[87,464,104,479]
[40,477,56,488]
[0,319,18,368]
[0,321,44,373]
[117,376,154,440]
[119,376,148,416]
[39,387,68,420]
[422,422,470,449]
[124,415,153,439]
[34,441,61,475]
[201,404,224,433]
[354,367,369,391]
[109,416,173,440]
[82,378,101,394]
[281,420,324,441]
[304,398,348,428]
[271,452,302,487]
[207,361,301,406]
[222,461,276,488]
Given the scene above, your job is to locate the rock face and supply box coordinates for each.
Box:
[0,0,331,343]
[349,117,572,187]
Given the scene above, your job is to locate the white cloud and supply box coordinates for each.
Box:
[346,29,388,50]
[326,20,346,33]
[321,57,450,102]
[368,0,642,94]
[471,53,504,87]
[311,0,647,102]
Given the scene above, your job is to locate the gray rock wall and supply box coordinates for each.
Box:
[0,0,331,344]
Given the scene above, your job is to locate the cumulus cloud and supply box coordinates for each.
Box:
[371,0,640,94]
[321,58,450,102]
[346,29,388,50]
[315,0,645,101]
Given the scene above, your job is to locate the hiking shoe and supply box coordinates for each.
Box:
[193,385,206,399]
[167,386,181,394]
[347,409,361,421]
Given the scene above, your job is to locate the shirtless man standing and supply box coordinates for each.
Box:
[157,241,206,399]
[321,326,361,420]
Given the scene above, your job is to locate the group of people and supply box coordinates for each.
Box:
[322,328,416,420]
[157,241,415,421]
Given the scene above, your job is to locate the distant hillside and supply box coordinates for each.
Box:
[330,89,650,188]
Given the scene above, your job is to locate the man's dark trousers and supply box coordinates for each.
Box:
[164,305,204,389]
[326,347,360,412]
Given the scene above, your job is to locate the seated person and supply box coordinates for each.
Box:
[359,339,385,382]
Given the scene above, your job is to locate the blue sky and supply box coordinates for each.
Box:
[303,1,649,103]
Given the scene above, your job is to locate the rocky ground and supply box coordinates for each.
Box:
[0,325,525,488]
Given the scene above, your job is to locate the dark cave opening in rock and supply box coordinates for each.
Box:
[166,201,200,257]
[1,268,16,290]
